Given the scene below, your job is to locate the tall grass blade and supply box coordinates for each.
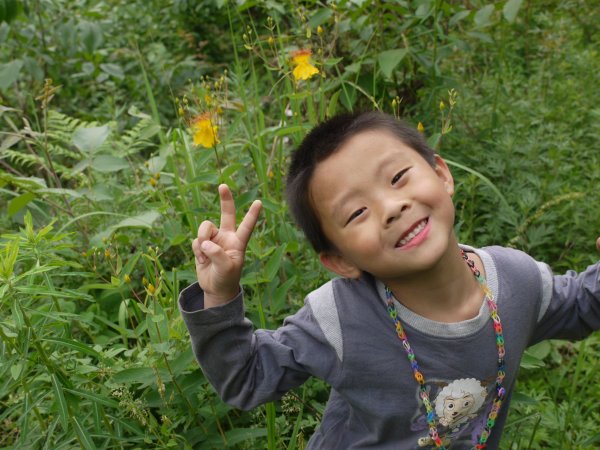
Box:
[51,374,69,430]
[72,416,98,450]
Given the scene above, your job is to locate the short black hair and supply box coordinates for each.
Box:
[286,111,436,253]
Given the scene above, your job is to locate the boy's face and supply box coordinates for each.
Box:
[310,129,457,282]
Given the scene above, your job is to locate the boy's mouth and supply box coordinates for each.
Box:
[395,218,429,248]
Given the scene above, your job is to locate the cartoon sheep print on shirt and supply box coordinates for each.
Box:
[415,378,489,448]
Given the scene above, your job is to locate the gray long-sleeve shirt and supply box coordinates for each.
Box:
[179,245,600,449]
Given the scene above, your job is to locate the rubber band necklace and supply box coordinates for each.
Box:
[385,249,506,450]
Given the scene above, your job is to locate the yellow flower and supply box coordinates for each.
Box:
[191,113,220,148]
[317,26,324,35]
[417,122,425,133]
[149,177,157,187]
[124,274,131,283]
[291,49,319,81]
[147,283,156,295]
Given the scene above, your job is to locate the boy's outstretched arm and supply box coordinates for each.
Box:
[192,184,262,308]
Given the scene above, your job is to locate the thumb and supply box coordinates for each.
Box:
[596,237,600,252]
[201,240,234,271]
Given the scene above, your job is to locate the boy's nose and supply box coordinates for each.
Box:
[384,201,409,226]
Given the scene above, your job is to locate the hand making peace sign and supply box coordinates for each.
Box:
[192,184,262,308]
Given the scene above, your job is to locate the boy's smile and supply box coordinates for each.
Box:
[310,129,457,284]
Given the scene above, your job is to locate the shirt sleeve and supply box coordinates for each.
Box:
[178,282,342,410]
[531,260,600,343]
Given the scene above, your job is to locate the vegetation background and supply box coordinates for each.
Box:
[0,0,599,448]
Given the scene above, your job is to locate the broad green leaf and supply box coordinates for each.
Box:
[1,132,21,150]
[308,8,333,28]
[15,285,88,299]
[449,9,471,27]
[72,125,109,153]
[503,0,523,23]
[39,188,83,198]
[526,340,551,359]
[111,210,160,231]
[0,239,19,280]
[146,155,166,173]
[519,351,546,370]
[72,158,92,174]
[0,0,20,24]
[79,282,119,291]
[51,374,69,429]
[147,302,168,345]
[264,245,286,280]
[466,31,494,44]
[511,391,539,405]
[91,155,129,172]
[11,301,24,329]
[377,49,408,79]
[7,191,35,216]
[427,132,441,150]
[204,427,268,447]
[327,90,342,118]
[43,337,107,361]
[64,388,120,408]
[112,367,155,384]
[415,3,432,19]
[169,347,195,374]
[10,363,22,380]
[324,57,343,66]
[112,367,171,386]
[79,21,103,54]
[100,63,124,79]
[474,4,495,28]
[0,59,23,90]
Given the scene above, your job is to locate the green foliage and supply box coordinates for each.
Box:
[1,0,599,448]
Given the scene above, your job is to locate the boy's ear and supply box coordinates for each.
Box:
[319,252,362,279]
[434,154,454,196]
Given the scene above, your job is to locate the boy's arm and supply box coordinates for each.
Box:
[179,285,341,410]
[181,185,342,409]
[191,184,262,308]
[532,237,600,342]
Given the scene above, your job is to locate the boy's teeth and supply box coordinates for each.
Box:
[398,220,427,246]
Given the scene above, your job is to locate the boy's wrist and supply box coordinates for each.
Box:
[204,288,241,309]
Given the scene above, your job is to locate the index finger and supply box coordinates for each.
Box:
[236,200,262,247]
[218,184,236,231]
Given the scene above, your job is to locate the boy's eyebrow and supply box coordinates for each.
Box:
[374,153,403,177]
[330,189,358,223]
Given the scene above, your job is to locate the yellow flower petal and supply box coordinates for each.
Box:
[191,114,220,148]
[293,62,319,81]
[291,49,319,81]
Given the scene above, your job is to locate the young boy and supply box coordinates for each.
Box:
[179,112,600,449]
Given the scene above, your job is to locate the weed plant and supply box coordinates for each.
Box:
[0,1,599,449]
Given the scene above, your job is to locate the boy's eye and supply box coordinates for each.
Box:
[345,207,366,225]
[391,168,410,185]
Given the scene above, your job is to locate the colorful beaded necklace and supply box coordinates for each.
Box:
[385,249,506,450]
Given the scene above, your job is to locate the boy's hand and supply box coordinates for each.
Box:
[597,237,600,252]
[192,184,262,308]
